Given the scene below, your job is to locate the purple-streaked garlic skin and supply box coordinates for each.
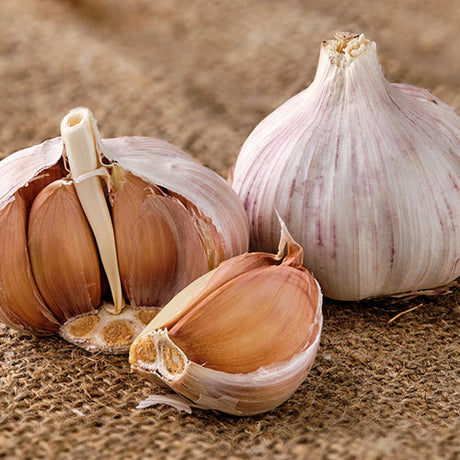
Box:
[232,33,460,301]
[0,126,250,353]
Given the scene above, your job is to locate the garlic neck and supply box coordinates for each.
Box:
[311,32,391,102]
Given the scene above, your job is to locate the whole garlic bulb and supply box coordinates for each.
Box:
[232,32,460,300]
[0,107,249,352]
[130,221,322,416]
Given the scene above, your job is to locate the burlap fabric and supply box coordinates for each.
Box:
[0,1,459,458]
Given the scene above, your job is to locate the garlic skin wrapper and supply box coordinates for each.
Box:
[0,107,249,353]
[130,222,322,416]
[232,32,460,300]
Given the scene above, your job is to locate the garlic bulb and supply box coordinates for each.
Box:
[232,32,460,300]
[0,107,249,352]
[130,221,322,416]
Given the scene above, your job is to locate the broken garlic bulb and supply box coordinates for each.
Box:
[130,221,322,416]
[0,107,249,352]
[232,32,460,300]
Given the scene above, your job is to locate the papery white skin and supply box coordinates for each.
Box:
[0,136,249,259]
[0,138,62,208]
[232,33,460,300]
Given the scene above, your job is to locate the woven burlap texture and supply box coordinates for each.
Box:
[0,1,459,459]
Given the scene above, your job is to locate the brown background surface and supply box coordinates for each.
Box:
[0,0,459,459]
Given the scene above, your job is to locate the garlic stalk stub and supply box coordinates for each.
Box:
[61,110,124,314]
[130,222,323,416]
[0,107,249,352]
[232,32,460,300]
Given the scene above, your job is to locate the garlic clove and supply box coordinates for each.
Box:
[140,217,305,334]
[28,179,101,323]
[167,265,318,373]
[168,191,225,270]
[133,327,322,416]
[111,169,208,308]
[130,222,322,415]
[231,32,460,300]
[0,192,59,334]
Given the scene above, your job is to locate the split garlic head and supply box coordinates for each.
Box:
[130,223,322,416]
[0,108,249,352]
[232,32,460,300]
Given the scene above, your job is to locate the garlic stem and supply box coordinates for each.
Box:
[60,107,124,314]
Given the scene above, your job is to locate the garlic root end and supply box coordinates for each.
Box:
[60,305,160,354]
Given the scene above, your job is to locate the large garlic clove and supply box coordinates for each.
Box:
[111,169,208,308]
[0,192,59,334]
[130,223,322,416]
[168,265,318,373]
[28,179,101,323]
[232,32,460,301]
